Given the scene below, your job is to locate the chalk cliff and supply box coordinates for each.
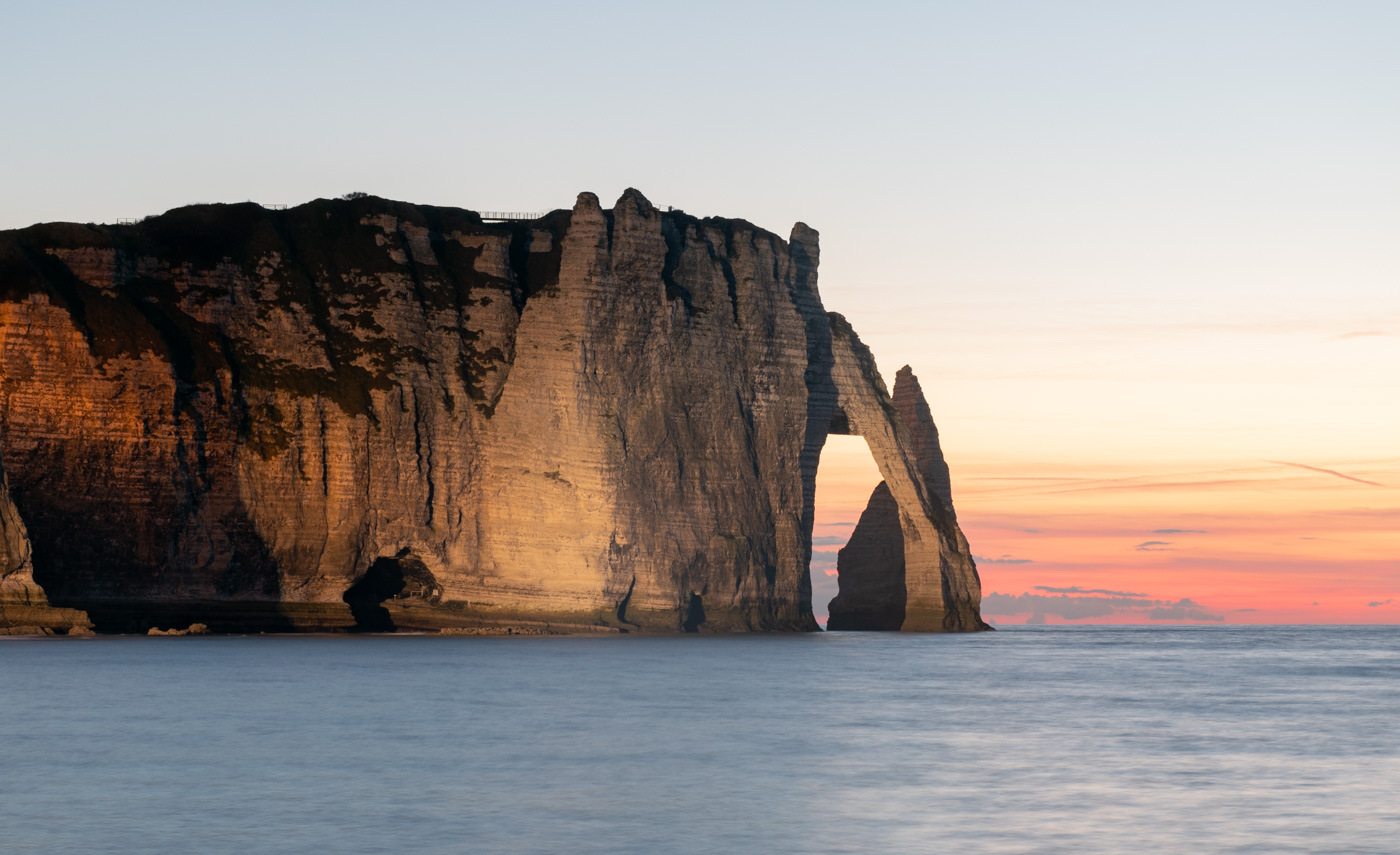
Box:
[0,190,984,633]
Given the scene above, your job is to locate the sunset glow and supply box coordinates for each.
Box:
[810,256,1397,627]
[815,437,1399,626]
[6,3,1396,628]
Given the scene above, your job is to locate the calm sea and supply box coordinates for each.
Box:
[1,626,1396,854]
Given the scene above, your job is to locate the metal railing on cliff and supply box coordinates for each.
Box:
[477,212,546,222]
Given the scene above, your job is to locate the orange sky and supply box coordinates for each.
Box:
[803,256,1398,628]
[5,0,1395,629]
[813,435,1399,626]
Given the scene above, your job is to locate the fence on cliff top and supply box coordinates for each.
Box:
[478,212,546,222]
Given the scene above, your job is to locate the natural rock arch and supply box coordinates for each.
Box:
[0,188,986,634]
[806,334,986,632]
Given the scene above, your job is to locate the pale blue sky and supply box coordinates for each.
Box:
[6,1,1399,620]
[4,0,1397,463]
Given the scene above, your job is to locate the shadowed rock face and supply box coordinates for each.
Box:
[0,189,985,634]
[826,482,906,631]
[0,459,92,634]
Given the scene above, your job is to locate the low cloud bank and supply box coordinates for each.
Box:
[983,589,1224,623]
[974,554,1033,565]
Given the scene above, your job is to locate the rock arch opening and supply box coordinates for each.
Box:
[802,351,986,632]
[810,433,894,629]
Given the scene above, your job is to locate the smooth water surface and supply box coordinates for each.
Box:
[2,626,1397,854]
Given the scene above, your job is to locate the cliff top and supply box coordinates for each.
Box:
[2,189,809,257]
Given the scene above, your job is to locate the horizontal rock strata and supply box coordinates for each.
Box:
[0,190,985,634]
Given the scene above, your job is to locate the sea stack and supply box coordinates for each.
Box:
[0,190,985,634]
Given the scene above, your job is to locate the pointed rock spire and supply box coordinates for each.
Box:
[891,365,954,515]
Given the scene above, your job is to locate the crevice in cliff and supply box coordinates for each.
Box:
[505,210,570,305]
[795,281,839,632]
[409,388,435,527]
[682,592,706,633]
[318,408,331,497]
[615,575,637,632]
[659,218,697,316]
[721,258,740,326]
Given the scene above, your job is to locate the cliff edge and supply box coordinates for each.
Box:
[0,190,984,633]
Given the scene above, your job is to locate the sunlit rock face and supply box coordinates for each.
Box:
[0,190,985,634]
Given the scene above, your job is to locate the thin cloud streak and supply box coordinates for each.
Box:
[1035,586,1149,597]
[968,477,1265,498]
[1335,330,1389,340]
[966,476,1098,482]
[1266,460,1385,488]
[958,459,1400,501]
[959,464,1324,498]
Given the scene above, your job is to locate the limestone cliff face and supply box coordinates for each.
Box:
[0,190,985,633]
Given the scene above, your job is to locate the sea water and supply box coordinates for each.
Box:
[1,626,1396,854]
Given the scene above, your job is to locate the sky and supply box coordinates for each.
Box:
[4,1,1396,624]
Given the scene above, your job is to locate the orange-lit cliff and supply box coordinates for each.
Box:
[0,190,985,634]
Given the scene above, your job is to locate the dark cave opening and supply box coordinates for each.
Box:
[342,558,409,632]
[682,593,706,633]
[342,553,442,632]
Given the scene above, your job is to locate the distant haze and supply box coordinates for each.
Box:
[6,1,1397,624]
